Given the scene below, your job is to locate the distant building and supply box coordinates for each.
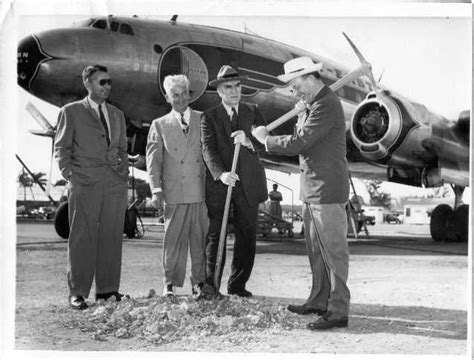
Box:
[403,198,448,225]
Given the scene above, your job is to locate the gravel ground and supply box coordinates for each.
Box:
[8,222,469,358]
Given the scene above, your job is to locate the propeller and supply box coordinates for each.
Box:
[25,102,56,198]
[342,32,382,97]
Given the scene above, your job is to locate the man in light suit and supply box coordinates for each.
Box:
[253,57,350,330]
[201,65,268,297]
[54,64,129,310]
[146,74,208,299]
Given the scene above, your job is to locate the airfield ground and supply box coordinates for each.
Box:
[11,221,469,356]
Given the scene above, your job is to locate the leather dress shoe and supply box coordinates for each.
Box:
[307,313,348,330]
[69,295,88,310]
[228,288,252,297]
[287,304,326,316]
[95,291,125,302]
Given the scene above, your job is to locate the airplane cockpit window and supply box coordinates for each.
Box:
[110,21,120,32]
[119,23,134,35]
[92,19,107,29]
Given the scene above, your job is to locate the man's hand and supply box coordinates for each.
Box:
[219,172,239,187]
[231,130,253,149]
[150,192,165,209]
[251,126,269,144]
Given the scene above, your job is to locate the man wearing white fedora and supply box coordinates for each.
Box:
[252,56,350,330]
[201,65,268,297]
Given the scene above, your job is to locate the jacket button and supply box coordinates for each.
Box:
[101,135,105,138]
[180,160,184,164]
[300,169,304,172]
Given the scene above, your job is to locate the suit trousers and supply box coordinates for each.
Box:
[205,186,258,292]
[303,203,350,318]
[162,202,208,287]
[67,168,128,298]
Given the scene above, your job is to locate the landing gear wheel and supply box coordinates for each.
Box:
[54,201,70,239]
[430,204,453,242]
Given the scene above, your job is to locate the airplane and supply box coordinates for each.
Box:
[17,15,469,242]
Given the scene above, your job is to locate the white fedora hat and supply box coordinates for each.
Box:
[277,56,323,83]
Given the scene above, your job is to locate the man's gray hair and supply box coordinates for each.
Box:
[163,74,190,96]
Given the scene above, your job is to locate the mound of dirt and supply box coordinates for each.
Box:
[67,291,306,346]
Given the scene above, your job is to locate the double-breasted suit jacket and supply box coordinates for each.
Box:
[54,97,129,299]
[146,109,206,205]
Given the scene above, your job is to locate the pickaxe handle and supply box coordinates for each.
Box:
[214,142,241,292]
[266,107,301,132]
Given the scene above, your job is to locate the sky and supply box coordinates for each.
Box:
[3,2,472,204]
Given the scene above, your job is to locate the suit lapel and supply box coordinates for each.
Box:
[82,97,99,121]
[164,112,187,158]
[217,104,232,138]
[187,110,199,148]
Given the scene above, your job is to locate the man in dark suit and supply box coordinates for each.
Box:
[253,57,350,329]
[54,64,129,310]
[201,65,268,297]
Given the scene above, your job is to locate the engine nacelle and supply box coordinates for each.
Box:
[350,91,440,171]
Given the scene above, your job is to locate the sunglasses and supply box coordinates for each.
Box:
[98,79,112,86]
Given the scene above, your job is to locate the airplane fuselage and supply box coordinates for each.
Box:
[17,16,469,186]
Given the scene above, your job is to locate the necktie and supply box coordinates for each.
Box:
[98,104,110,146]
[231,107,238,132]
[180,113,189,135]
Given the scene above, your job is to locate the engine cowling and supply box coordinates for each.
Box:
[350,91,443,187]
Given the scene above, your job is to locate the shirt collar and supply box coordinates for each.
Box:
[308,85,326,107]
[221,102,238,117]
[87,96,107,112]
[171,107,190,123]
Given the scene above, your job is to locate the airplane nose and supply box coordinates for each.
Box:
[17,34,51,92]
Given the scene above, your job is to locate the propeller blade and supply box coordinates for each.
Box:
[378,70,385,83]
[26,102,55,137]
[45,140,54,197]
[26,102,56,197]
[342,32,380,93]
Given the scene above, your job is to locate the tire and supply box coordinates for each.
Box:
[54,201,70,239]
[453,204,469,243]
[430,204,453,242]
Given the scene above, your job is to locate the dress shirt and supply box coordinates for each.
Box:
[87,96,111,137]
[221,102,239,120]
[221,102,254,151]
[171,107,191,131]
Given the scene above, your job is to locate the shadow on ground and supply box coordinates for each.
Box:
[256,296,467,340]
[255,237,468,256]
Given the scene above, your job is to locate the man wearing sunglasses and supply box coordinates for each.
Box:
[54,64,129,310]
